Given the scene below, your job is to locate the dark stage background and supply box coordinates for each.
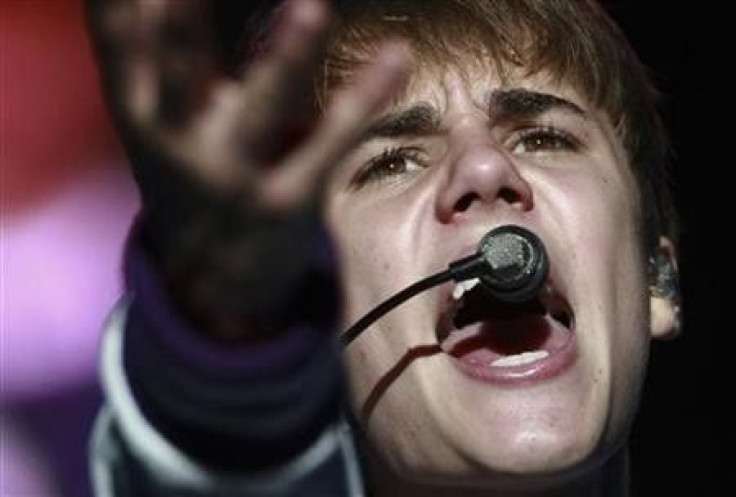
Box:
[608,2,731,494]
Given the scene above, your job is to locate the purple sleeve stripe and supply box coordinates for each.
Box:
[125,229,329,380]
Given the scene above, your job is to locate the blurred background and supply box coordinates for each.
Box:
[1,1,728,496]
[2,1,137,496]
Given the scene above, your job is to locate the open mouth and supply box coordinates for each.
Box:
[438,278,575,375]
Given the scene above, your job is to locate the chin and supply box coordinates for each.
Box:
[378,421,621,493]
[355,342,623,490]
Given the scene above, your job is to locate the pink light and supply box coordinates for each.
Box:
[4,167,139,401]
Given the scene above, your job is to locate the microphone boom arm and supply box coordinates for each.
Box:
[340,225,548,348]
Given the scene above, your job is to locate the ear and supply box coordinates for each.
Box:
[649,237,681,340]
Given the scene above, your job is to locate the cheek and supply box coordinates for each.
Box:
[541,162,642,266]
[325,189,432,323]
[548,164,647,330]
[542,166,650,430]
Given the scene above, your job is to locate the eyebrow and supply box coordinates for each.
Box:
[364,104,441,140]
[361,89,586,142]
[489,88,586,121]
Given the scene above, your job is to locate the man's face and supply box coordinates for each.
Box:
[325,59,654,486]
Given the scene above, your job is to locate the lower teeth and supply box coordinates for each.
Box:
[491,350,549,367]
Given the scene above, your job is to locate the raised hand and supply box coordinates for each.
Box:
[86,0,409,340]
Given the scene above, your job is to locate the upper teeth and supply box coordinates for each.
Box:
[539,284,569,318]
[452,278,480,300]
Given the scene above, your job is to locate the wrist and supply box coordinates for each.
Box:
[131,211,337,343]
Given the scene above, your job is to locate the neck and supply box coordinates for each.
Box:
[365,447,630,497]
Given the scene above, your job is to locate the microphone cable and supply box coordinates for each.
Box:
[340,225,548,348]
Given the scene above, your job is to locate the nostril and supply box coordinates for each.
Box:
[499,187,522,205]
[454,193,477,212]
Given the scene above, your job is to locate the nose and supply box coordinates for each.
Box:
[435,133,533,223]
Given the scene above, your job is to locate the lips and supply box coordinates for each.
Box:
[437,270,577,385]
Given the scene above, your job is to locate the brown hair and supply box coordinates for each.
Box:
[316,0,677,248]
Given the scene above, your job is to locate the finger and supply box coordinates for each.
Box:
[126,0,165,126]
[256,43,413,211]
[151,0,331,194]
[237,0,330,154]
[88,0,217,128]
[85,0,154,122]
[155,80,258,193]
[151,0,216,127]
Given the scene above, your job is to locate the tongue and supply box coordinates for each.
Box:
[442,315,569,366]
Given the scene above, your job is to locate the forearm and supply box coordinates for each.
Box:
[92,300,358,497]
[120,220,343,471]
[138,202,332,342]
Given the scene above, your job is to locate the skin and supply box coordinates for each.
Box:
[326,62,675,493]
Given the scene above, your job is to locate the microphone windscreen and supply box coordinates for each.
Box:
[478,225,548,303]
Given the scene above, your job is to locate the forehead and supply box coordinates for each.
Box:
[317,0,634,138]
[381,59,593,120]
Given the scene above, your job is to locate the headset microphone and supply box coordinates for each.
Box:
[340,225,549,347]
[448,225,549,303]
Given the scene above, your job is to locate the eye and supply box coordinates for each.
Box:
[352,147,427,188]
[511,127,579,155]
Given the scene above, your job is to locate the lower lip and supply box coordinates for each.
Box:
[447,329,578,386]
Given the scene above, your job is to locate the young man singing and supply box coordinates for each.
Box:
[87,1,681,495]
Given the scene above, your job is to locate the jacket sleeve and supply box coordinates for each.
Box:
[88,233,365,496]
